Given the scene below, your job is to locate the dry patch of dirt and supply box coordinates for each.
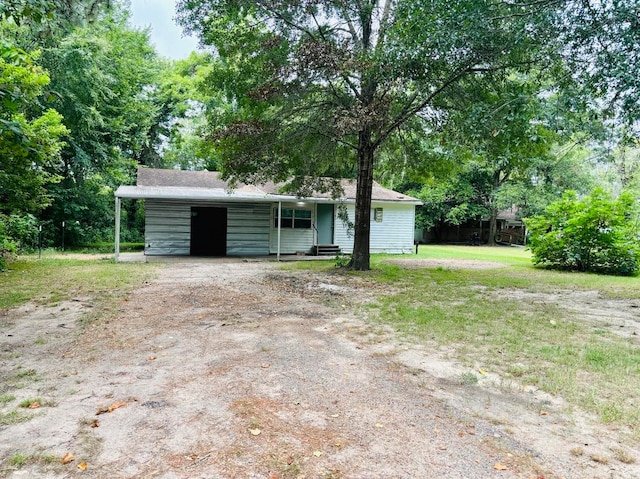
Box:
[500,288,640,343]
[387,258,507,270]
[0,259,638,478]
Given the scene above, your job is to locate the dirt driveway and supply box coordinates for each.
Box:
[1,259,638,478]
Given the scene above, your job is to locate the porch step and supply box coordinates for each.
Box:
[314,244,341,256]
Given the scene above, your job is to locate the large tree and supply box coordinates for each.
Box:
[0,43,68,214]
[36,9,162,245]
[558,0,640,128]
[177,0,561,269]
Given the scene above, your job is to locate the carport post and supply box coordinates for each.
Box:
[114,196,121,262]
[277,201,282,261]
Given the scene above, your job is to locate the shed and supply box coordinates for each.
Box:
[114,168,422,260]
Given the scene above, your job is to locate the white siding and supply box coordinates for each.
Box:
[144,199,416,256]
[227,204,270,256]
[145,200,270,256]
[334,205,355,253]
[334,202,415,254]
[269,203,314,254]
[145,200,191,255]
[370,202,415,253]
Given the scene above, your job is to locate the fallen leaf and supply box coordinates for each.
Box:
[148,356,157,361]
[261,363,271,369]
[96,400,127,415]
[61,452,74,464]
[90,420,100,428]
[494,462,508,471]
[108,400,126,412]
[478,369,487,375]
[438,445,447,451]
[540,410,549,416]
[28,401,41,409]
[287,456,295,465]
[77,462,87,471]
[313,450,323,457]
[249,428,261,436]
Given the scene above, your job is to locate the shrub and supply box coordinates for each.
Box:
[525,189,640,276]
[0,213,39,270]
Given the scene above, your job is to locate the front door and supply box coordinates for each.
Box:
[316,204,334,244]
[190,207,227,256]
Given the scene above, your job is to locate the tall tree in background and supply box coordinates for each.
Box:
[177,0,561,269]
[36,8,162,244]
[558,0,640,128]
[0,43,68,214]
[450,75,558,244]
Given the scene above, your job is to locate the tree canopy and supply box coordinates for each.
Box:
[176,0,566,269]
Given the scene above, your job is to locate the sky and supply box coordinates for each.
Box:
[129,0,201,59]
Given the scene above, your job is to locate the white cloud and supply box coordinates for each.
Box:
[129,0,200,59]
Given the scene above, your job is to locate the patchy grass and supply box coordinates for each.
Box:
[0,409,34,426]
[0,256,157,310]
[1,452,60,474]
[1,368,41,393]
[289,245,640,437]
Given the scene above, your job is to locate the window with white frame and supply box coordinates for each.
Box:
[273,208,312,229]
[374,207,383,222]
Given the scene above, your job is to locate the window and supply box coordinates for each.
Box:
[374,207,383,222]
[274,208,312,229]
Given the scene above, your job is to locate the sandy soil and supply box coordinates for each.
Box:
[1,258,639,478]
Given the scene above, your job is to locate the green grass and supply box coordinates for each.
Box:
[0,409,34,426]
[0,256,157,310]
[289,245,640,437]
[1,452,60,472]
[7,453,29,468]
[18,398,42,408]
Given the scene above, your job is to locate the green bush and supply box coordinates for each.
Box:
[525,189,640,276]
[0,214,39,270]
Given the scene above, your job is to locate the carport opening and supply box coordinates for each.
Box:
[190,207,227,256]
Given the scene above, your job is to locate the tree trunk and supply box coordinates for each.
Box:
[487,207,498,246]
[486,171,503,246]
[349,129,375,271]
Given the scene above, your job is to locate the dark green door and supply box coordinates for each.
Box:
[317,204,334,244]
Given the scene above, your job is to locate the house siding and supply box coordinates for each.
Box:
[144,199,415,256]
[145,201,191,255]
[227,204,271,256]
[334,202,415,254]
[269,203,315,254]
[145,200,270,256]
[370,202,415,253]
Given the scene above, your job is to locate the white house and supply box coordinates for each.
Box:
[114,168,421,260]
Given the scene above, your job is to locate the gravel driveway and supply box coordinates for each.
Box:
[1,258,637,478]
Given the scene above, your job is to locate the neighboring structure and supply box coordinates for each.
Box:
[114,168,421,260]
[416,207,526,245]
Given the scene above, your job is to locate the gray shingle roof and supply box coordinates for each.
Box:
[116,168,421,204]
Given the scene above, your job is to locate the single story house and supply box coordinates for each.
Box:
[114,168,422,260]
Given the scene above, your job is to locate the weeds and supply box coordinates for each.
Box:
[0,257,157,310]
[0,409,34,426]
[291,246,640,436]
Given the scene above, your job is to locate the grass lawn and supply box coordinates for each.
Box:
[292,245,640,439]
[0,256,157,310]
